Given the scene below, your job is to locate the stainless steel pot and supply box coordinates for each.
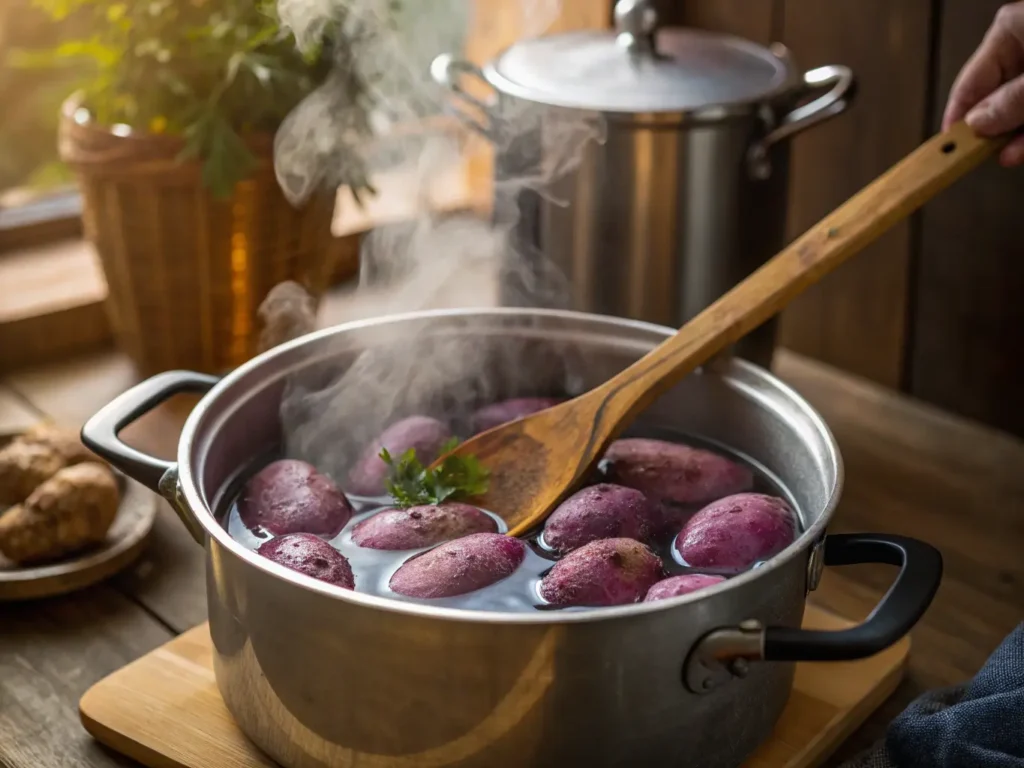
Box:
[82,309,940,768]
[431,0,856,368]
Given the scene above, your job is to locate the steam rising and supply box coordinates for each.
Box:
[265,0,604,483]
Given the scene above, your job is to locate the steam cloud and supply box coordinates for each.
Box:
[264,0,604,482]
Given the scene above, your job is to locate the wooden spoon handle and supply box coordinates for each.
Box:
[593,121,1006,427]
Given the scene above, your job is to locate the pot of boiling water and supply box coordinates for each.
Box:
[82,308,940,768]
[431,0,856,367]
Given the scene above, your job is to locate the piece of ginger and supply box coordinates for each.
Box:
[0,425,96,506]
[0,463,120,565]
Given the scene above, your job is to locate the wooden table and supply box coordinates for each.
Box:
[1,338,1022,768]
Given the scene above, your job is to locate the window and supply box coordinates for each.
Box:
[0,0,611,371]
[0,0,79,210]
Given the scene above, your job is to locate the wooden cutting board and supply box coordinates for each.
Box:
[79,605,908,768]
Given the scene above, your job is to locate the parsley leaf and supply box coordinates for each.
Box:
[380,437,489,508]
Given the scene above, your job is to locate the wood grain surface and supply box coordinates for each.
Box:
[909,0,1024,439]
[1,310,1022,768]
[76,607,909,768]
[669,0,778,44]
[777,0,934,389]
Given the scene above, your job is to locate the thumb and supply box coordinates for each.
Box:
[966,74,1024,135]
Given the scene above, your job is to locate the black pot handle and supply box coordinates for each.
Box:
[684,533,943,693]
[81,370,219,492]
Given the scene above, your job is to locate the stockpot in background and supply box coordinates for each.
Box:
[432,0,856,367]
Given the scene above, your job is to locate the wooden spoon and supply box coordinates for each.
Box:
[436,122,1007,537]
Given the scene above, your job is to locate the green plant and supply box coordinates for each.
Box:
[381,438,490,508]
[12,0,387,199]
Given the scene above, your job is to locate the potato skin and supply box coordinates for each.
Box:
[20,424,96,465]
[0,425,97,506]
[542,484,656,554]
[674,493,797,572]
[346,416,453,497]
[389,533,526,598]
[0,462,120,565]
[603,438,754,511]
[239,459,353,538]
[257,533,354,589]
[539,538,663,607]
[644,574,726,603]
[351,503,497,550]
[471,398,563,434]
[0,442,66,507]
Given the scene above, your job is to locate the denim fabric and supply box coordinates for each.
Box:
[841,624,1024,768]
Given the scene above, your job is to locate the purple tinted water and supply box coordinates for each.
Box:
[219,427,801,613]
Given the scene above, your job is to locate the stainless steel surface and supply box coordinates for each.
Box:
[526,111,793,367]
[157,465,203,544]
[484,22,797,117]
[432,23,855,370]
[429,53,495,139]
[747,64,856,180]
[147,309,841,768]
[613,0,657,56]
[806,536,827,593]
[684,621,767,694]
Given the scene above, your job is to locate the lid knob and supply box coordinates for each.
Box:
[614,0,658,56]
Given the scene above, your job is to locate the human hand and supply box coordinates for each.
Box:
[943,1,1024,166]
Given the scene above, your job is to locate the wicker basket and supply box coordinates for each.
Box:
[58,95,349,376]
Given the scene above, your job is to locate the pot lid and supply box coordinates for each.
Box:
[484,0,796,115]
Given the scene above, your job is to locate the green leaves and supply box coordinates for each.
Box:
[179,110,256,200]
[15,0,390,200]
[9,39,119,69]
[380,438,490,509]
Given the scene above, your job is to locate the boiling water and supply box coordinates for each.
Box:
[219,425,801,614]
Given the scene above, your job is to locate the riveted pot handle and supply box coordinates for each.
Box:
[748,64,858,180]
[430,53,497,139]
[684,533,942,693]
[81,370,218,492]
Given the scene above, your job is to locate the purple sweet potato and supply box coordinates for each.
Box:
[603,439,754,508]
[471,397,563,433]
[542,484,656,554]
[389,533,526,598]
[351,503,498,550]
[346,416,452,497]
[603,439,754,533]
[674,493,797,572]
[644,574,726,603]
[239,459,353,538]
[539,538,663,607]
[257,533,355,589]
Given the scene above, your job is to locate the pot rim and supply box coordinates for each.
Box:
[178,307,845,625]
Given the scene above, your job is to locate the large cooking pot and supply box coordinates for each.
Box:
[81,309,940,768]
[431,0,856,368]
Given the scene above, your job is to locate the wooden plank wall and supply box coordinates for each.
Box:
[776,0,933,390]
[669,0,933,390]
[667,0,1024,437]
[910,0,1024,437]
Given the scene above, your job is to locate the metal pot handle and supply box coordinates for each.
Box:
[684,533,942,694]
[748,63,858,180]
[81,370,219,542]
[430,53,497,139]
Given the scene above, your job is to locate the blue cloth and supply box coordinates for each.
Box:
[842,623,1024,768]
